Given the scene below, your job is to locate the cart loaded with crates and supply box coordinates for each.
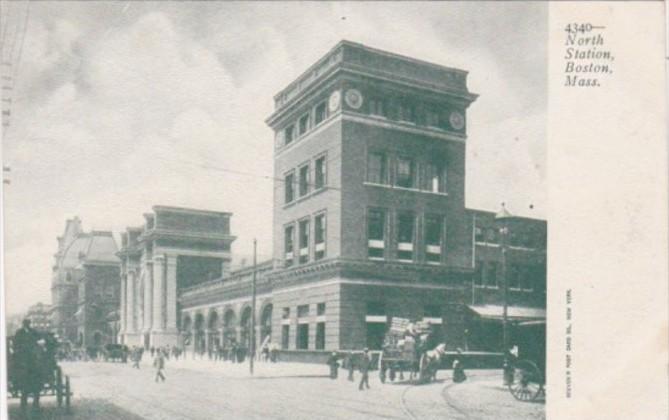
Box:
[6,332,72,409]
[378,317,437,384]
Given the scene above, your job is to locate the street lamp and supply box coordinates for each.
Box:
[495,203,515,385]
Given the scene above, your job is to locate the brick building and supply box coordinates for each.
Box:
[121,41,546,360]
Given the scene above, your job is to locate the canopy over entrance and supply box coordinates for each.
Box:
[467,305,546,322]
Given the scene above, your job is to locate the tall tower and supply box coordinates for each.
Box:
[266,41,478,350]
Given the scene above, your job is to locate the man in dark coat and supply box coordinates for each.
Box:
[13,319,43,409]
[326,352,340,379]
[358,348,371,390]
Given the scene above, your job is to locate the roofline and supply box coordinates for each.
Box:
[273,39,470,101]
[152,205,232,217]
[467,208,546,223]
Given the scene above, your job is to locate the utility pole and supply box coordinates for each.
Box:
[495,203,514,385]
[250,238,257,375]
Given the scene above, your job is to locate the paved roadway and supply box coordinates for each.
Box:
[7,359,544,420]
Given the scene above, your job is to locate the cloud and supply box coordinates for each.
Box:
[3,3,546,314]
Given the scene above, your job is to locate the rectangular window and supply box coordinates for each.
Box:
[314,213,326,260]
[285,172,295,203]
[315,322,325,350]
[314,102,327,125]
[397,212,415,261]
[296,324,309,350]
[509,264,521,289]
[369,98,385,117]
[475,226,484,242]
[367,152,387,184]
[486,228,497,243]
[398,102,416,123]
[395,157,415,188]
[425,108,440,127]
[314,156,326,190]
[367,209,386,259]
[281,325,290,349]
[317,302,326,316]
[297,304,310,318]
[282,307,291,319]
[425,214,443,263]
[299,164,310,197]
[285,124,295,145]
[299,219,310,264]
[520,266,533,291]
[487,262,498,287]
[474,261,484,286]
[299,113,310,135]
[425,162,446,193]
[284,225,294,267]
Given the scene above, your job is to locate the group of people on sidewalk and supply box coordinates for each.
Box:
[326,348,373,391]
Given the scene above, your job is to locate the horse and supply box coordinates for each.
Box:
[418,343,447,383]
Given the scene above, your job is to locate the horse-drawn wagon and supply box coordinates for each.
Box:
[6,330,72,409]
[378,318,444,384]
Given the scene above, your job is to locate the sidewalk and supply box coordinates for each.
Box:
[138,355,331,379]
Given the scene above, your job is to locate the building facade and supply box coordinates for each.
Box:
[120,41,547,359]
[51,217,120,346]
[117,206,235,348]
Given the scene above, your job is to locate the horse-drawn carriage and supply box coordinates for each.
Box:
[6,330,72,409]
[378,318,444,384]
[506,320,546,402]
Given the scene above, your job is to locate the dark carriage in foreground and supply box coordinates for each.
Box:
[506,320,546,402]
[378,318,444,384]
[6,332,72,409]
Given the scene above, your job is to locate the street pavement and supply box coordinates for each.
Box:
[6,357,545,420]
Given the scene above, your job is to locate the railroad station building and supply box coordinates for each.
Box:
[116,41,547,359]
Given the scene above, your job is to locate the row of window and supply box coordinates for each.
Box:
[281,303,327,350]
[367,151,447,194]
[474,261,546,291]
[367,209,445,263]
[284,154,327,204]
[474,226,544,249]
[283,101,330,147]
[280,95,462,148]
[364,96,462,133]
[284,213,327,267]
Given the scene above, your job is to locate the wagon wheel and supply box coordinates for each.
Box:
[65,376,71,410]
[56,367,63,407]
[508,360,543,402]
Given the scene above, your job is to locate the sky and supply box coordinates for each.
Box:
[2,1,547,315]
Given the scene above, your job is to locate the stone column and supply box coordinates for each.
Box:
[165,255,178,333]
[152,255,166,332]
[126,270,135,334]
[143,262,153,335]
[119,274,127,338]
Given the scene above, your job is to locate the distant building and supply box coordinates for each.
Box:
[25,302,53,332]
[51,217,120,347]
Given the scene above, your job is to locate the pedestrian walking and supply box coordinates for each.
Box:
[358,348,371,390]
[327,352,340,379]
[346,353,355,381]
[153,351,166,383]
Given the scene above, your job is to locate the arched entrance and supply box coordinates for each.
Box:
[194,313,205,355]
[182,314,193,348]
[240,306,252,349]
[223,309,237,346]
[208,311,220,353]
[260,304,273,346]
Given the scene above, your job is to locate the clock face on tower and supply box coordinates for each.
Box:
[344,89,363,110]
[328,91,341,112]
[449,111,465,130]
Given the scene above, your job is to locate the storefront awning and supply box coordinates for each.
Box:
[467,305,546,322]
